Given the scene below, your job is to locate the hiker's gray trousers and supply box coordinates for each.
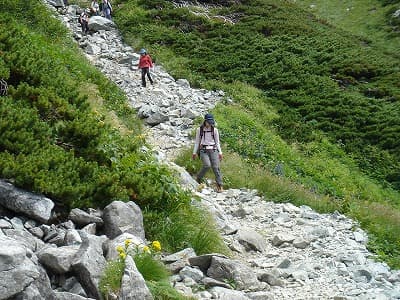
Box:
[198,149,223,186]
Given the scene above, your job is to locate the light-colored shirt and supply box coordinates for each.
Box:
[193,126,222,154]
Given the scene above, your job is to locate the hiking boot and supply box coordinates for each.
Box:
[216,184,224,193]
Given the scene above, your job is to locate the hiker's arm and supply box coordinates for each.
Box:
[215,128,223,160]
[214,128,222,154]
[192,128,200,159]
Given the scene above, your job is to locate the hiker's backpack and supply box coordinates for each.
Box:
[196,125,216,158]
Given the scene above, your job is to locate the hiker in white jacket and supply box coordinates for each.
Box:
[192,113,223,192]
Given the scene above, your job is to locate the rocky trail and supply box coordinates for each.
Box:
[2,1,399,299]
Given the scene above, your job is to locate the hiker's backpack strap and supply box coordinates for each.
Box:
[211,125,215,142]
[199,125,204,142]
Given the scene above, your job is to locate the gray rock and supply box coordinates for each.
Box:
[10,217,25,230]
[291,270,309,282]
[72,232,107,299]
[169,163,199,191]
[0,180,54,223]
[47,0,65,7]
[24,219,37,230]
[165,259,188,274]
[29,227,44,239]
[207,256,260,290]
[188,253,228,274]
[202,277,233,289]
[55,292,95,300]
[258,272,285,286]
[119,255,153,300]
[236,228,266,252]
[46,229,66,246]
[38,245,80,274]
[82,223,97,235]
[179,266,204,283]
[0,219,12,229]
[145,112,169,126]
[12,264,55,300]
[62,277,87,297]
[86,44,101,55]
[64,229,82,246]
[69,208,104,227]
[209,287,251,300]
[102,201,145,240]
[0,236,27,271]
[88,16,115,31]
[277,258,291,269]
[271,234,295,247]
[293,238,310,249]
[162,248,196,263]
[3,228,44,252]
[176,79,190,88]
[0,237,40,299]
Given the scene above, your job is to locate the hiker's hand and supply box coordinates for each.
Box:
[192,154,197,160]
[219,153,223,161]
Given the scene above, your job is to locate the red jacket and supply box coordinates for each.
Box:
[138,54,153,69]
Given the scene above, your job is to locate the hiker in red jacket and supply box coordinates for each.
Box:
[138,49,154,87]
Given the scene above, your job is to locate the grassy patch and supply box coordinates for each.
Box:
[144,206,230,256]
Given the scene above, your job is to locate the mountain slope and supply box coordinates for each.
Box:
[111,0,400,267]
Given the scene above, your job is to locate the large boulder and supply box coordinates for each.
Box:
[0,180,54,223]
[88,16,115,31]
[0,236,41,299]
[72,232,107,300]
[119,255,153,300]
[102,201,145,240]
[12,264,55,300]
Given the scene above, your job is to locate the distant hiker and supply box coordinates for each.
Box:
[102,0,112,20]
[192,113,223,192]
[78,10,90,35]
[138,48,154,87]
[90,0,100,16]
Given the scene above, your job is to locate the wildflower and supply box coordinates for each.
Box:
[116,245,124,253]
[151,240,161,252]
[119,252,126,260]
[125,239,132,247]
[143,245,150,253]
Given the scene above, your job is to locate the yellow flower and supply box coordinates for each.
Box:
[119,252,126,259]
[151,240,161,252]
[125,239,132,247]
[116,245,124,253]
[143,245,150,253]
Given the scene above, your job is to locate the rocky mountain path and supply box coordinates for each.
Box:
[50,4,400,300]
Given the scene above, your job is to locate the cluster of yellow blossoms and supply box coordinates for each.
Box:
[116,239,162,261]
